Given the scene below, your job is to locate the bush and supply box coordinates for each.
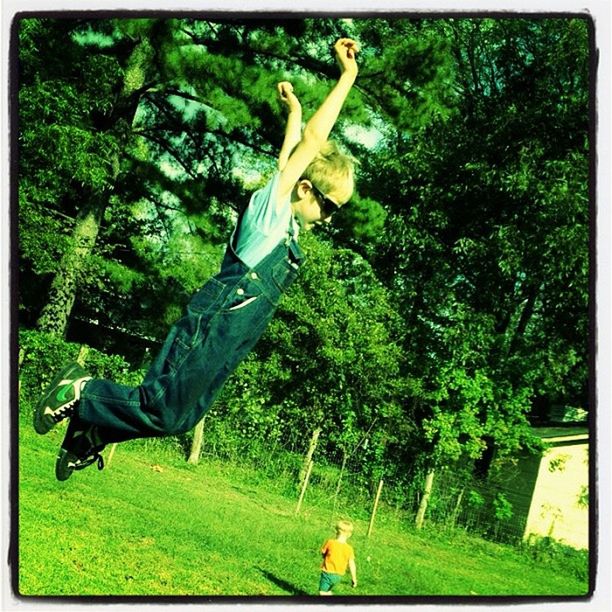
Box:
[18,327,145,415]
[19,328,79,405]
[520,536,589,582]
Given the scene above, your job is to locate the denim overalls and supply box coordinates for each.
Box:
[78,219,305,444]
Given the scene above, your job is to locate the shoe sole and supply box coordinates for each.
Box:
[55,445,105,481]
[55,448,77,481]
[33,363,85,435]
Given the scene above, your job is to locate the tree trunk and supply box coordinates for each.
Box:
[36,202,103,337]
[36,37,154,338]
[188,417,205,465]
[298,427,321,490]
[507,288,538,355]
[415,468,435,529]
[77,344,90,366]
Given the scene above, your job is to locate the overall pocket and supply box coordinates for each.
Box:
[189,278,225,314]
[165,311,203,373]
[221,273,264,314]
[164,278,225,373]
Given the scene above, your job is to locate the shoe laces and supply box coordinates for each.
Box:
[64,421,106,472]
[52,399,78,423]
[73,448,105,472]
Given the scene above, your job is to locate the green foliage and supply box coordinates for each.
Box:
[183,234,406,478]
[520,536,589,582]
[467,489,485,509]
[360,17,589,470]
[19,328,144,409]
[492,493,513,522]
[17,193,71,276]
[270,236,405,467]
[354,19,458,129]
[18,329,80,402]
[331,195,388,257]
[576,485,589,509]
[17,16,590,502]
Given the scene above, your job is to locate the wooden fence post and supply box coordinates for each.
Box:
[295,459,314,515]
[415,468,435,529]
[449,486,465,527]
[188,418,205,465]
[106,443,118,467]
[367,479,384,538]
[298,427,321,491]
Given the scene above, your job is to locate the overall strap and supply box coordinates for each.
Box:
[227,204,303,269]
[230,204,249,252]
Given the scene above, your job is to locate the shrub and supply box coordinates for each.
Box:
[18,327,145,415]
[520,536,589,582]
[492,493,513,521]
[19,328,79,405]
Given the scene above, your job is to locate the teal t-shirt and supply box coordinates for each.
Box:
[233,172,300,268]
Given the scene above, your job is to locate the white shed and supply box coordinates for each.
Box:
[522,427,589,550]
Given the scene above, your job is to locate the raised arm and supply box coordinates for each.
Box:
[276,38,359,203]
[277,81,302,171]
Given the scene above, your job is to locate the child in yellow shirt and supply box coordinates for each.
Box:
[319,520,358,595]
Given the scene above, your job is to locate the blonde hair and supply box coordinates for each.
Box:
[335,520,354,536]
[302,141,356,205]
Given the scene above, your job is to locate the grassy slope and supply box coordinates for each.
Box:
[17,415,589,598]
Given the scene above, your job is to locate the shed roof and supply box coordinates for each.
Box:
[531,426,589,444]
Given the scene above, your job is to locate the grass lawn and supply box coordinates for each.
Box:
[16,413,590,599]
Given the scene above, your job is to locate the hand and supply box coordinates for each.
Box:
[334,38,359,78]
[277,81,301,112]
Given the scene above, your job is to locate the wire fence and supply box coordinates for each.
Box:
[129,422,588,553]
[17,331,588,555]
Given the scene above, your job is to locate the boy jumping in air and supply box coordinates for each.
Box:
[34,38,360,481]
[319,520,358,595]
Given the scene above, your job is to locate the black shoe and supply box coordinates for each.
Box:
[34,362,92,435]
[55,416,106,481]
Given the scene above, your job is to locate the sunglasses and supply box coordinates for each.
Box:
[310,183,342,218]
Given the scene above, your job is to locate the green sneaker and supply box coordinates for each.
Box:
[34,362,92,435]
[55,416,106,481]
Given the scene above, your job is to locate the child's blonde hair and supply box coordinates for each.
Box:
[301,141,356,205]
[335,520,354,536]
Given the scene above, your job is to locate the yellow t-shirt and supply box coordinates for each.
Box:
[321,538,355,575]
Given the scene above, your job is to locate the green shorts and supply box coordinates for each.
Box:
[319,571,342,592]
